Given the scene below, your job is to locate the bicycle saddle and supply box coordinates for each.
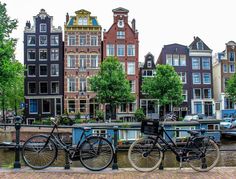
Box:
[187,130,199,136]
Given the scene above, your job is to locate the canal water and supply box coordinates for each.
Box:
[0,130,236,168]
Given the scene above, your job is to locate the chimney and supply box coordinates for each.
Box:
[131,18,136,32]
[66,13,69,24]
[26,21,31,28]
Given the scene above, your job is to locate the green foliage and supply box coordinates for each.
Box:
[89,57,135,105]
[42,119,52,125]
[75,111,81,120]
[134,108,146,122]
[226,73,236,103]
[142,64,183,107]
[75,119,85,124]
[96,110,104,121]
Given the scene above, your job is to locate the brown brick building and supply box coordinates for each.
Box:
[103,7,139,121]
[64,9,102,118]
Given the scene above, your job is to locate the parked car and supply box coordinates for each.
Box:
[220,118,236,129]
[183,114,199,122]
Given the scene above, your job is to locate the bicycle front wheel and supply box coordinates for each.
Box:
[22,135,57,170]
[128,137,163,172]
[79,136,114,171]
[188,139,220,172]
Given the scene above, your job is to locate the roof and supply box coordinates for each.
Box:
[189,36,211,51]
[112,7,129,13]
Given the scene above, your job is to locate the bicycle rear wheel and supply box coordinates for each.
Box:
[79,136,114,171]
[188,139,220,172]
[128,137,163,172]
[22,135,57,170]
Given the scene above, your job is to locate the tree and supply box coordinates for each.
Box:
[142,64,183,116]
[134,108,145,122]
[89,57,135,120]
[225,73,236,103]
[0,2,22,122]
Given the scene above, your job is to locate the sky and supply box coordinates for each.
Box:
[2,0,236,63]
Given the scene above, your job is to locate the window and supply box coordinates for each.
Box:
[80,78,86,92]
[194,102,202,114]
[28,82,36,94]
[192,73,201,84]
[197,42,204,50]
[183,90,187,102]
[68,35,76,46]
[106,44,114,56]
[223,64,228,73]
[117,31,125,39]
[129,103,136,112]
[56,98,62,115]
[166,54,172,65]
[90,55,98,68]
[120,103,127,112]
[224,78,229,91]
[203,73,211,84]
[39,49,47,61]
[128,62,135,75]
[180,55,186,66]
[192,57,200,69]
[68,78,76,92]
[173,54,179,66]
[80,100,86,113]
[40,23,47,32]
[79,35,86,46]
[39,35,47,46]
[42,99,50,114]
[193,89,201,99]
[178,72,187,84]
[202,57,210,69]
[68,100,75,113]
[224,97,234,109]
[50,49,59,61]
[129,80,135,93]
[51,35,59,46]
[203,89,211,99]
[147,61,152,68]
[119,130,140,141]
[117,44,125,56]
[90,36,97,46]
[93,129,107,138]
[229,51,235,61]
[51,82,59,94]
[28,65,36,77]
[27,50,36,61]
[127,44,135,56]
[67,55,76,68]
[39,65,47,76]
[29,99,38,114]
[79,55,86,70]
[229,64,235,73]
[78,18,87,25]
[27,35,35,46]
[120,62,125,72]
[40,82,48,94]
[51,64,59,76]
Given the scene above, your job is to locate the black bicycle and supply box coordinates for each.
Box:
[128,120,220,172]
[22,117,114,171]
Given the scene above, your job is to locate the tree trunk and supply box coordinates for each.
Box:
[2,94,5,124]
[109,103,112,123]
[15,98,17,116]
[163,105,166,116]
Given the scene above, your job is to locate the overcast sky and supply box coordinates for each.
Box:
[2,0,236,63]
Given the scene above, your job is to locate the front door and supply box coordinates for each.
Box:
[105,104,116,120]
[204,102,213,116]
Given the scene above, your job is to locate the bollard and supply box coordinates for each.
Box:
[112,126,118,170]
[64,149,70,169]
[14,116,22,169]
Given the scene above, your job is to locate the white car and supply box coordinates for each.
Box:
[183,115,199,122]
[220,118,236,129]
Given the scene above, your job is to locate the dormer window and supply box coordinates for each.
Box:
[197,41,204,50]
[78,17,88,25]
[40,23,47,32]
[147,61,152,68]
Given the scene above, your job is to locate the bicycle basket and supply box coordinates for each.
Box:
[141,120,159,135]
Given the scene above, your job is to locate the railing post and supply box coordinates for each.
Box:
[14,116,22,169]
[112,126,118,170]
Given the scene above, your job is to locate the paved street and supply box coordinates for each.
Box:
[0,167,236,179]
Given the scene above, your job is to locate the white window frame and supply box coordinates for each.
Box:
[180,55,186,66]
[27,65,36,77]
[127,62,135,75]
[118,130,140,141]
[27,49,36,61]
[40,23,47,32]
[166,54,172,65]
[68,35,76,46]
[130,80,135,93]
[90,54,98,68]
[175,126,195,139]
[117,44,125,56]
[223,64,228,73]
[51,64,59,77]
[28,82,36,94]
[68,100,76,113]
[120,103,127,113]
[203,88,211,99]
[117,31,125,39]
[173,54,179,66]
[39,65,48,77]
[192,57,200,70]
[193,73,201,84]
[67,78,76,92]
[179,72,187,84]
[39,35,47,46]
[193,88,201,99]
[92,129,107,138]
[27,35,36,46]
[127,44,135,56]
[229,64,235,73]
[39,49,47,61]
[29,99,38,114]
[183,90,188,102]
[202,57,210,70]
[90,36,98,46]
[106,44,115,56]
[51,81,59,94]
[79,35,86,46]
[67,55,76,68]
[203,73,211,84]
[51,35,59,46]
[39,82,48,94]
[50,49,59,61]
[42,99,51,114]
